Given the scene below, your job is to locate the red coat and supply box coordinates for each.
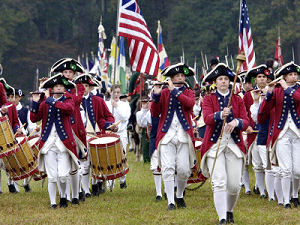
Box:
[2,102,20,132]
[82,93,115,133]
[150,86,195,147]
[201,93,249,156]
[30,95,78,158]
[243,91,257,147]
[68,84,87,147]
[259,85,300,147]
[0,83,7,106]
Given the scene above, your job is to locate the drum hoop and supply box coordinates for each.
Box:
[0,147,17,158]
[27,135,40,147]
[88,133,120,147]
[11,167,38,181]
[0,116,8,122]
[92,167,129,181]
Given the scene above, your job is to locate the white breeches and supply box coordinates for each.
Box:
[251,142,267,173]
[207,148,243,194]
[160,138,190,182]
[150,150,161,175]
[44,146,71,183]
[276,129,300,179]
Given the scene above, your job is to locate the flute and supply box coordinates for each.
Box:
[152,81,186,86]
[30,91,66,95]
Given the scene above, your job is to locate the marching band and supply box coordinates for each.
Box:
[0,58,299,224]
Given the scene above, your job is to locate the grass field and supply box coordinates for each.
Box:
[0,152,299,225]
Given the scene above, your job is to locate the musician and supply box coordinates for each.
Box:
[30,74,79,208]
[51,58,86,204]
[151,63,196,211]
[0,79,21,193]
[200,63,249,224]
[106,84,131,189]
[74,74,117,196]
[136,96,163,201]
[243,65,271,198]
[258,62,300,208]
[7,88,38,193]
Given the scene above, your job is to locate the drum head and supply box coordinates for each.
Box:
[16,136,25,144]
[28,137,39,147]
[195,140,202,147]
[90,136,118,145]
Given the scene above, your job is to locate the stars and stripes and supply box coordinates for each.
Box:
[118,0,159,76]
[238,0,256,71]
[97,19,108,78]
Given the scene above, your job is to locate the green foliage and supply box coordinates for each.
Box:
[0,0,298,93]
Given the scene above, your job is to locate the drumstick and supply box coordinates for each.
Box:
[192,115,199,121]
[28,125,41,138]
[14,123,27,137]
[107,120,122,129]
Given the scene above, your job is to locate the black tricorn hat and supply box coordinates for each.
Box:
[275,61,300,77]
[161,63,195,77]
[0,78,15,94]
[202,63,234,83]
[51,58,84,73]
[246,64,270,79]
[7,88,24,97]
[41,73,76,89]
[74,74,99,87]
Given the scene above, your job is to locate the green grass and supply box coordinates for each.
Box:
[0,152,299,225]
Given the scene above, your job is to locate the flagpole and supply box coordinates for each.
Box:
[113,0,120,85]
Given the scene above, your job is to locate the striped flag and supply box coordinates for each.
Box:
[97,18,109,79]
[238,0,256,71]
[118,0,159,76]
[157,20,170,71]
[274,26,284,67]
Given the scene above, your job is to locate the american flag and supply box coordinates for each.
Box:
[97,19,108,77]
[118,0,159,76]
[238,0,256,71]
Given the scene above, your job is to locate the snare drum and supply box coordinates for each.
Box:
[2,135,38,180]
[0,116,17,158]
[188,138,206,184]
[88,133,129,180]
[27,134,47,181]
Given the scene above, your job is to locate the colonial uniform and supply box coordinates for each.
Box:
[200,63,249,224]
[74,74,115,195]
[50,58,86,203]
[151,63,196,210]
[30,74,78,208]
[259,62,300,208]
[244,65,273,198]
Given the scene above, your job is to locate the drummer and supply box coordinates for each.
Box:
[74,73,117,196]
[30,73,79,209]
[106,84,131,189]
[0,79,22,193]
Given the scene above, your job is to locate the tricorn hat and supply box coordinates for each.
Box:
[74,74,99,87]
[202,63,235,83]
[275,61,300,77]
[161,63,195,77]
[51,58,84,73]
[41,73,76,89]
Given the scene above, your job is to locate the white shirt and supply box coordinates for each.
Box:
[105,99,131,138]
[136,108,151,128]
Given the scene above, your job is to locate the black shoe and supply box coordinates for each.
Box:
[219,219,227,224]
[120,181,127,189]
[245,191,251,195]
[79,191,85,202]
[98,181,106,194]
[50,204,57,209]
[85,193,91,198]
[278,203,284,207]
[226,211,234,223]
[253,186,260,195]
[0,191,2,194]
[175,197,186,209]
[59,198,68,208]
[71,198,79,205]
[24,184,31,193]
[8,184,17,193]
[167,203,176,211]
[291,198,299,208]
[91,184,99,196]
[155,196,162,202]
[260,194,267,199]
[284,203,291,209]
